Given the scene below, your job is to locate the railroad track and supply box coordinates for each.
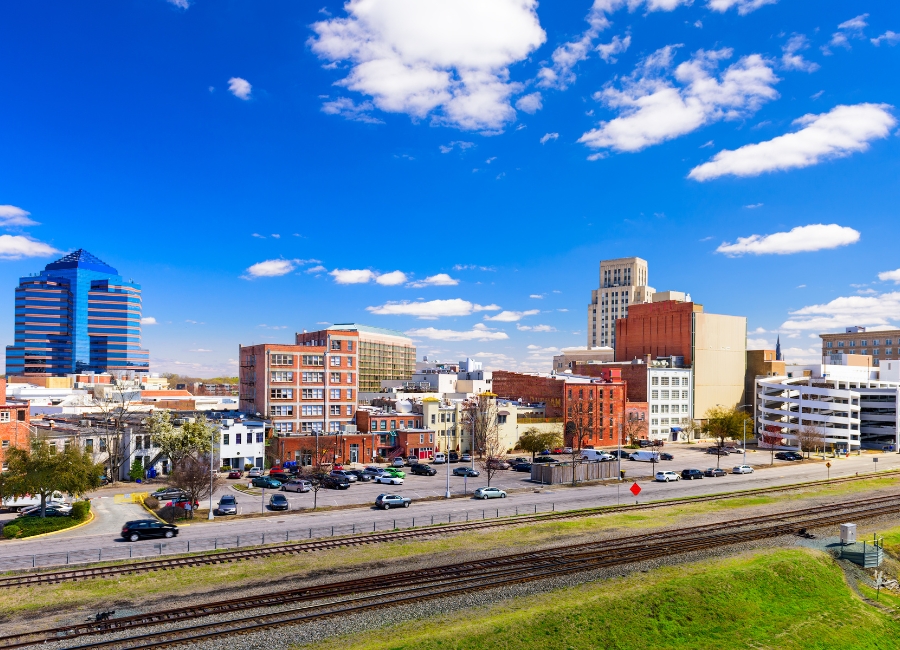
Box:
[4,494,899,650]
[1,468,897,589]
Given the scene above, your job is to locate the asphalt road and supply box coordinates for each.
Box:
[1,445,898,561]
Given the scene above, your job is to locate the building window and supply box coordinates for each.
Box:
[861,349,868,355]
[860,340,868,346]
[849,341,855,347]
[660,390,669,399]
[347,373,354,384]
[274,422,292,433]
[682,404,689,413]
[651,390,659,399]
[301,405,324,416]
[271,354,294,365]
[270,388,293,400]
[84,439,93,452]
[661,405,669,414]
[0,412,9,424]
[682,391,689,399]
[390,420,397,430]
[302,355,323,366]
[330,405,341,415]
[838,341,845,347]
[498,415,507,424]
[347,341,354,351]
[886,339,893,346]
[301,422,322,433]
[826,342,833,348]
[302,388,324,400]
[302,372,323,383]
[330,389,341,400]
[408,420,414,428]
[257,432,264,443]
[346,389,352,400]
[874,349,881,356]
[330,356,341,367]
[235,433,242,445]
[99,438,107,452]
[272,405,294,417]
[873,339,881,346]
[651,405,659,413]
[223,433,230,445]
[271,371,294,382]
[431,414,436,424]
[420,434,424,443]
[660,377,669,386]
[651,377,659,386]
[331,372,341,383]
[346,357,353,367]
[887,348,894,355]
[380,420,387,430]
[346,405,352,416]
[331,340,342,350]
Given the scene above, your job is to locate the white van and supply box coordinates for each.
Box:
[581,449,614,462]
[432,452,447,464]
[2,491,65,512]
[629,451,660,462]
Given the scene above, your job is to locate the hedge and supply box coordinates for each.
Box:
[2,516,80,538]
[71,500,91,522]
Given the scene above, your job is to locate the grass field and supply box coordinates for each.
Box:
[2,476,896,620]
[304,549,898,650]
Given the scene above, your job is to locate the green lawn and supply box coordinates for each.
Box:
[305,549,897,650]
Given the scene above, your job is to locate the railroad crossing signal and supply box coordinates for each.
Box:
[630,482,641,496]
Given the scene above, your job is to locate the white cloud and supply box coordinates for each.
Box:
[0,205,39,227]
[439,141,475,154]
[826,14,869,53]
[536,0,689,91]
[689,103,896,180]
[306,265,327,274]
[744,203,763,209]
[878,269,900,284]
[517,324,557,332]
[405,323,508,341]
[540,132,559,144]
[596,34,631,63]
[245,259,296,278]
[331,268,377,284]
[782,291,900,332]
[838,14,869,32]
[321,97,384,124]
[0,235,60,259]
[872,31,900,47]
[167,0,190,8]
[781,35,819,72]
[529,294,544,299]
[408,273,459,288]
[367,298,499,319]
[484,309,540,322]
[515,92,543,114]
[716,224,860,256]
[228,77,252,100]
[190,348,213,353]
[310,0,546,131]
[375,270,408,286]
[707,0,777,15]
[141,317,158,325]
[579,47,778,153]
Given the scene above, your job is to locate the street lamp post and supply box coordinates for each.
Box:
[208,424,215,521]
[736,404,753,467]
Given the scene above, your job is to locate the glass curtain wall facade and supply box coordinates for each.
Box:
[321,324,415,392]
[6,249,149,375]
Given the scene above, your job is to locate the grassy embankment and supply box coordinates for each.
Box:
[2,476,896,619]
[303,549,898,650]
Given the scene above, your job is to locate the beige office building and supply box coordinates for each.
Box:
[820,326,900,367]
[587,257,654,349]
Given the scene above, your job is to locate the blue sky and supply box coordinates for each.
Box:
[1,0,899,376]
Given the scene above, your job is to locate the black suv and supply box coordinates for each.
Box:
[681,469,704,480]
[410,463,437,476]
[121,520,178,542]
[150,487,187,502]
[448,452,460,463]
[321,475,350,490]
[775,451,803,461]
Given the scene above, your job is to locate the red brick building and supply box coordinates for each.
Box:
[272,427,436,466]
[572,362,649,402]
[493,370,627,448]
[615,300,701,364]
[0,379,31,469]
[356,410,424,433]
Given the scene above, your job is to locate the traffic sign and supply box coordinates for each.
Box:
[825,462,831,468]
[630,482,641,496]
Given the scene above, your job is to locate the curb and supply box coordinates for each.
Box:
[8,510,96,540]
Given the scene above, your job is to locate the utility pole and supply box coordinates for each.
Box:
[208,423,215,521]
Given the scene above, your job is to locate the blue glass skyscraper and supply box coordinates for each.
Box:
[6,249,150,376]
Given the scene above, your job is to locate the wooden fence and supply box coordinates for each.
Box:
[530,461,617,484]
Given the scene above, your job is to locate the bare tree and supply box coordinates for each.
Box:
[705,406,750,470]
[462,393,498,459]
[478,424,505,487]
[796,423,824,459]
[623,412,648,447]
[566,398,592,486]
[168,453,221,518]
[678,417,701,442]
[92,384,139,483]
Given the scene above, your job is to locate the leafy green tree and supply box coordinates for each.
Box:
[705,406,752,469]
[518,428,563,460]
[149,412,215,470]
[4,440,102,517]
[128,458,145,482]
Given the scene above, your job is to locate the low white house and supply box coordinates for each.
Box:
[218,419,266,469]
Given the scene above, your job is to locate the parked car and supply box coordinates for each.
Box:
[655,471,680,482]
[704,468,727,477]
[362,466,383,479]
[775,451,803,461]
[20,505,71,517]
[538,449,552,456]
[171,499,199,510]
[247,467,263,478]
[732,465,754,474]
[659,452,674,461]
[268,494,289,511]
[486,459,510,470]
[383,468,406,479]
[405,456,419,466]
[347,469,372,482]
[562,447,573,454]
[375,493,411,509]
[724,446,744,454]
[460,453,473,462]
[282,479,312,493]
[227,470,243,479]
[375,474,404,485]
[610,450,632,459]
[216,494,238,515]
[330,470,358,482]
[552,448,565,454]
[512,462,533,472]
[321,476,351,490]
[410,463,437,476]
[474,487,507,499]
[579,451,614,462]
[681,469,704,480]
[448,452,460,463]
[509,457,529,466]
[639,439,653,448]
[433,453,447,464]
[121,520,178,541]
[18,503,72,516]
[706,448,730,456]
[453,466,480,477]
[251,477,282,489]
[391,457,406,468]
[150,487,187,501]
[269,472,291,483]
[532,457,559,464]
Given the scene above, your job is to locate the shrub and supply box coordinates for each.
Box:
[71,500,91,522]
[4,517,78,538]
[144,496,159,509]
[244,463,253,470]
[375,456,386,463]
[157,505,187,523]
[3,525,21,539]
[219,466,230,472]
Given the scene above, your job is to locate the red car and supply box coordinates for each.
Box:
[169,499,199,510]
[552,448,565,454]
[227,470,243,479]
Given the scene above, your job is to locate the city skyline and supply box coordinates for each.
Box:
[1,2,899,377]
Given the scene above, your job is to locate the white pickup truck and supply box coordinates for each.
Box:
[2,492,66,512]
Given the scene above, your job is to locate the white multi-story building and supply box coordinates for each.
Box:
[218,418,266,470]
[587,257,654,349]
[647,364,693,441]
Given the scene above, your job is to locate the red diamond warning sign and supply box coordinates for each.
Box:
[630,482,641,496]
